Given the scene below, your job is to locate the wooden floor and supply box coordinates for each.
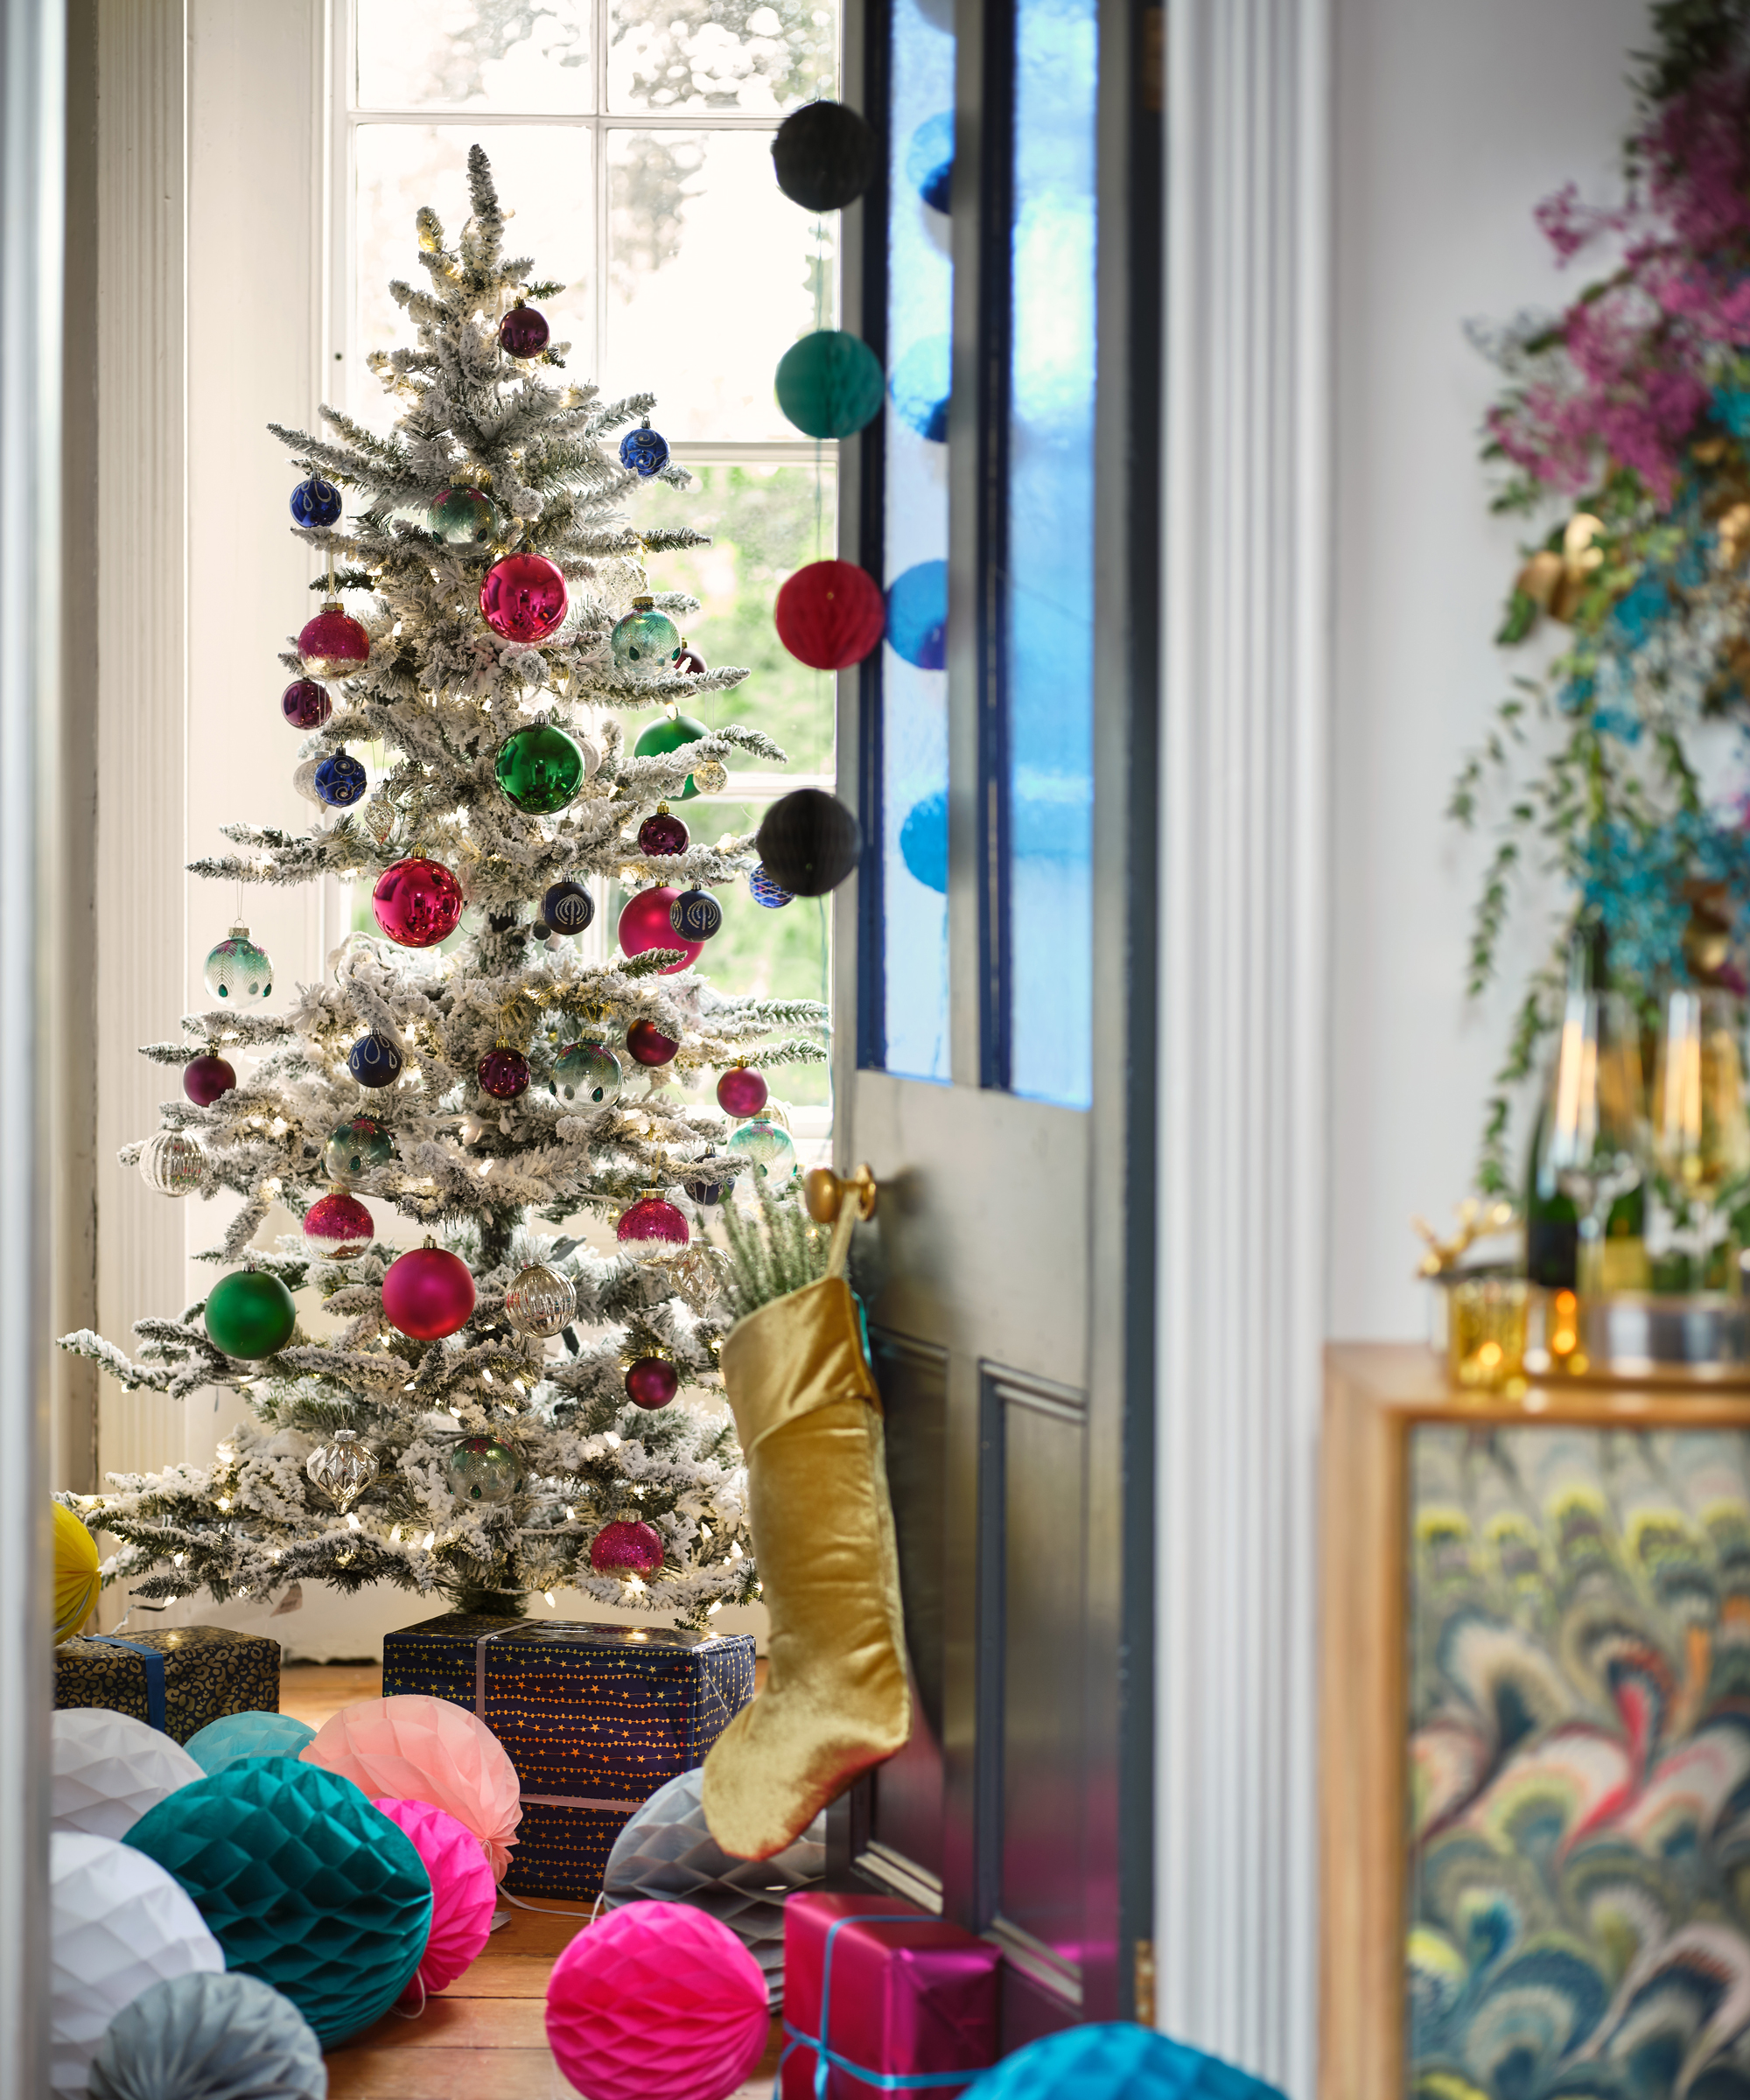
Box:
[281,1664,782,2100]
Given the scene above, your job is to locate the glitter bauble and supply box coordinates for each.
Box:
[503,1262,577,1339]
[182,1054,235,1107]
[478,1047,531,1101]
[553,1040,623,1107]
[638,808,690,857]
[541,880,594,935]
[281,679,332,730]
[347,1032,403,1088]
[313,750,369,808]
[480,553,567,644]
[373,858,463,948]
[748,866,794,910]
[204,927,274,1004]
[626,1018,678,1067]
[589,1521,664,1575]
[445,1435,521,1506]
[729,1116,798,1186]
[297,601,370,680]
[494,723,585,814]
[670,889,721,942]
[306,1429,379,1513]
[360,791,400,850]
[619,886,703,973]
[382,1246,475,1340]
[619,423,670,477]
[325,1113,393,1181]
[139,1130,203,1197]
[691,758,729,794]
[625,1357,679,1410]
[290,475,343,528]
[498,304,550,358]
[303,1191,374,1262]
[716,1067,768,1118]
[204,1270,297,1360]
[617,1195,690,1248]
[428,486,498,545]
[611,598,680,679]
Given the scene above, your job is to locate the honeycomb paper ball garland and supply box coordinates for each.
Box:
[590,1521,666,1576]
[428,484,499,544]
[296,601,369,681]
[370,1797,497,1999]
[182,1052,235,1106]
[620,885,704,971]
[620,419,671,476]
[87,1970,326,2100]
[184,1711,316,1778]
[543,1900,769,2100]
[774,558,886,669]
[755,787,862,896]
[960,2022,1288,2100]
[382,1244,476,1340]
[305,1428,380,1512]
[52,1710,203,1840]
[771,98,878,211]
[325,1111,393,1181]
[372,856,463,948]
[204,926,273,1004]
[204,1270,297,1361]
[52,1830,225,2099]
[122,1758,432,2048]
[52,1502,101,1642]
[347,1030,403,1088]
[775,331,886,439]
[480,550,567,644]
[139,1129,204,1196]
[499,301,550,358]
[289,474,342,528]
[279,677,330,729]
[494,720,586,814]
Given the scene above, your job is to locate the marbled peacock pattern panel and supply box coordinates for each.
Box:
[1409,1426,1750,2100]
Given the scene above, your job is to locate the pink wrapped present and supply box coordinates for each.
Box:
[781,1893,1000,2100]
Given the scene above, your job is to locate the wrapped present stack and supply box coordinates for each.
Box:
[55,1627,280,1745]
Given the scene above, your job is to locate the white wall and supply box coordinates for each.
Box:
[1329,0,1648,1341]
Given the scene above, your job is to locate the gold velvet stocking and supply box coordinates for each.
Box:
[701,1269,911,1860]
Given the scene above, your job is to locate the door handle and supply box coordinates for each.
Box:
[802,1162,879,1223]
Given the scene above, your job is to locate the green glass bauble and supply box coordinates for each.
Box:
[494,723,585,815]
[774,330,886,439]
[612,599,681,680]
[205,1270,297,1360]
[444,1434,521,1506]
[325,1114,394,1182]
[428,486,498,545]
[632,710,709,802]
[551,1040,624,1108]
[728,1116,798,1186]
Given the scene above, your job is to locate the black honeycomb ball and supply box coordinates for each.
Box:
[771,102,878,213]
[754,788,862,896]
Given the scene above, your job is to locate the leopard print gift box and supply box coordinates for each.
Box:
[54,1626,281,1743]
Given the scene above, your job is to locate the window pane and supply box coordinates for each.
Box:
[627,462,836,775]
[353,126,593,430]
[608,0,836,113]
[878,0,955,1083]
[1004,0,1095,1108]
[356,0,593,113]
[606,129,831,439]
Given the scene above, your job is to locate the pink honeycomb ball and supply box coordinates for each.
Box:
[371,1797,496,1998]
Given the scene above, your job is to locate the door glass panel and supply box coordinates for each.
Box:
[878,0,955,1082]
[1004,0,1096,1108]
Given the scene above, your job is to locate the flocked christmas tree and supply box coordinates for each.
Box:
[60,146,826,1624]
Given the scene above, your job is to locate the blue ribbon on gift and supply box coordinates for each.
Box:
[777,1913,981,2099]
[86,1634,167,1732]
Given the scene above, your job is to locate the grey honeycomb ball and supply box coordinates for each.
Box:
[88,1970,326,2100]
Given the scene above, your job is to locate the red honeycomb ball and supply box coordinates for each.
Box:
[478,1048,531,1101]
[618,886,703,974]
[480,553,567,644]
[715,1068,767,1118]
[183,1054,236,1107]
[773,559,886,670]
[587,1521,665,1576]
[625,1357,680,1410]
[625,1018,678,1067]
[382,1246,476,1340]
[372,858,464,948]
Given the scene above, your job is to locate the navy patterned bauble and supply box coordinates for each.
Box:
[542,880,595,935]
[638,808,690,857]
[684,1152,728,1205]
[670,888,722,942]
[346,1033,402,1089]
[619,422,670,477]
[313,751,368,808]
[290,475,343,528]
[748,865,794,910]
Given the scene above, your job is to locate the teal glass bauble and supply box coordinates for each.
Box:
[204,1271,297,1360]
[632,710,708,799]
[774,330,885,438]
[428,486,497,545]
[324,1114,393,1182]
[727,1116,797,1186]
[122,1758,432,2048]
[612,598,681,680]
[494,723,585,815]
[552,1040,623,1108]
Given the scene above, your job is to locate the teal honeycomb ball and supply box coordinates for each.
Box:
[122,1757,432,2048]
[183,1712,316,1778]
[775,331,885,438]
[965,2024,1286,2100]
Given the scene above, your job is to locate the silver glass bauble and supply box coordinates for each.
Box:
[503,1263,577,1340]
[444,1435,521,1506]
[360,791,399,850]
[304,1429,378,1513]
[691,758,730,794]
[138,1130,204,1198]
[291,760,323,806]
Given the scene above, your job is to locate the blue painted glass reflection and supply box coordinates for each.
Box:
[880,0,954,1082]
[1005,0,1096,1108]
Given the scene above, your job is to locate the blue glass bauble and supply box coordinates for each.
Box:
[290,476,343,529]
[900,790,948,893]
[346,1033,402,1088]
[906,110,955,212]
[748,866,794,909]
[313,751,368,808]
[963,2023,1287,2100]
[542,880,595,935]
[889,335,950,443]
[670,888,722,942]
[183,1711,316,1777]
[886,560,948,669]
[619,424,670,477]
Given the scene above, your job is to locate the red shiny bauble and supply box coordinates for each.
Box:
[183,1054,236,1107]
[589,1519,664,1574]
[617,1195,690,1248]
[480,553,568,644]
[382,1245,476,1340]
[303,1191,375,1261]
[499,304,550,358]
[298,603,372,680]
[638,810,690,857]
[281,679,332,729]
[774,559,886,670]
[625,1356,679,1410]
[716,1067,768,1118]
[618,886,703,974]
[373,858,464,948]
[626,1018,678,1067]
[478,1047,531,1101]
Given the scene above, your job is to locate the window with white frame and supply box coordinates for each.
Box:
[331,0,841,1118]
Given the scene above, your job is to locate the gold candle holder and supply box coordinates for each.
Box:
[1448,1276,1530,1390]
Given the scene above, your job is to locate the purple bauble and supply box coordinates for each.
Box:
[715,1067,768,1119]
[589,1519,664,1574]
[281,679,332,730]
[372,858,464,948]
[625,1018,678,1068]
[499,304,550,358]
[617,1194,690,1248]
[637,809,690,857]
[625,1356,680,1410]
[480,553,567,644]
[183,1054,236,1107]
[478,1047,531,1101]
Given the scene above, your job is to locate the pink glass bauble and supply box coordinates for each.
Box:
[297,602,371,680]
[302,1695,522,1880]
[625,1357,679,1410]
[382,1246,476,1340]
[303,1191,374,1261]
[281,679,332,729]
[588,1521,665,1576]
[626,1018,678,1067]
[714,1068,768,1119]
[372,858,464,948]
[638,809,690,857]
[498,304,550,358]
[618,886,703,973]
[478,1047,531,1101]
[544,1901,768,2100]
[182,1054,236,1107]
[372,1797,497,1998]
[617,1196,690,1248]
[480,553,567,644]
